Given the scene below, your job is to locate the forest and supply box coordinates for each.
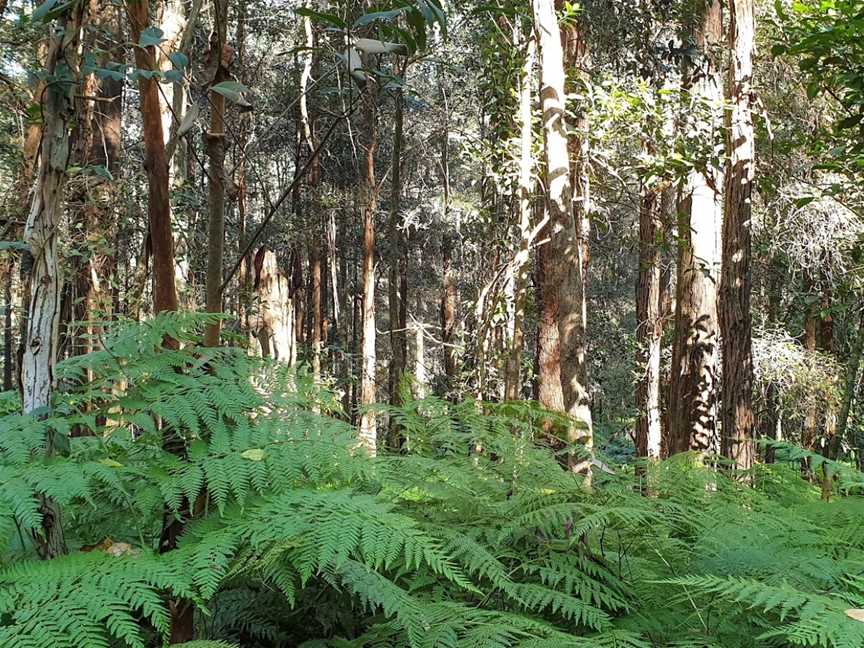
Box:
[1,0,864,645]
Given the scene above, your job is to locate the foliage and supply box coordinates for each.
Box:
[1,316,863,647]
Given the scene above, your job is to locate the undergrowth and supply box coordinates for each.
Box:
[0,314,863,647]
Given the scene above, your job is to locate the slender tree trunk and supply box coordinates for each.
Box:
[292,248,306,348]
[802,293,819,451]
[636,184,665,460]
[388,64,408,437]
[720,0,756,471]
[3,259,13,391]
[358,58,379,455]
[505,31,535,401]
[835,311,864,456]
[128,0,179,316]
[204,0,230,347]
[71,1,123,365]
[22,3,85,559]
[668,0,723,455]
[235,2,251,336]
[440,87,458,393]
[311,237,322,379]
[299,8,322,375]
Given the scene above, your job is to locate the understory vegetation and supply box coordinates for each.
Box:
[1,315,863,648]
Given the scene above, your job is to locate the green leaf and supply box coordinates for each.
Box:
[0,241,30,252]
[794,196,817,208]
[211,80,251,107]
[296,7,346,29]
[138,27,164,48]
[169,52,189,70]
[353,8,408,28]
[32,0,59,22]
[189,439,209,461]
[837,114,862,130]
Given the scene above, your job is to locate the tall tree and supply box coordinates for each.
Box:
[127,0,179,316]
[504,27,535,402]
[21,0,85,559]
[635,182,668,460]
[358,54,379,455]
[387,62,408,428]
[720,0,756,470]
[532,0,592,471]
[204,0,231,347]
[668,0,723,455]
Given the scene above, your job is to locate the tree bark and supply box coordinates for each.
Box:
[440,86,457,393]
[22,2,85,559]
[204,0,230,347]
[358,57,379,455]
[532,0,592,471]
[720,0,756,471]
[388,64,408,439]
[835,311,864,456]
[3,259,13,391]
[668,0,723,455]
[635,185,666,460]
[505,31,535,402]
[128,0,179,316]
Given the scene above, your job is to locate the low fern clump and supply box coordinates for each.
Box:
[1,315,863,647]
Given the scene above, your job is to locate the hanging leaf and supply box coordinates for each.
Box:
[211,80,251,106]
[296,7,346,29]
[353,7,408,28]
[169,52,189,71]
[31,0,59,22]
[0,241,30,252]
[837,114,863,130]
[177,103,200,137]
[138,27,165,49]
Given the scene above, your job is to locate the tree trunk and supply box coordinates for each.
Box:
[505,31,535,402]
[71,1,123,364]
[559,9,594,468]
[128,0,179,316]
[720,0,756,471]
[22,3,85,559]
[388,64,408,442]
[835,312,864,456]
[440,87,458,393]
[532,0,592,471]
[668,0,723,455]
[635,185,665,460]
[311,237,322,380]
[358,58,379,455]
[255,249,295,363]
[204,0,230,347]
[3,259,13,391]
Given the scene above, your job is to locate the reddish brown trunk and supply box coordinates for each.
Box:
[128,0,179,317]
[311,236,322,379]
